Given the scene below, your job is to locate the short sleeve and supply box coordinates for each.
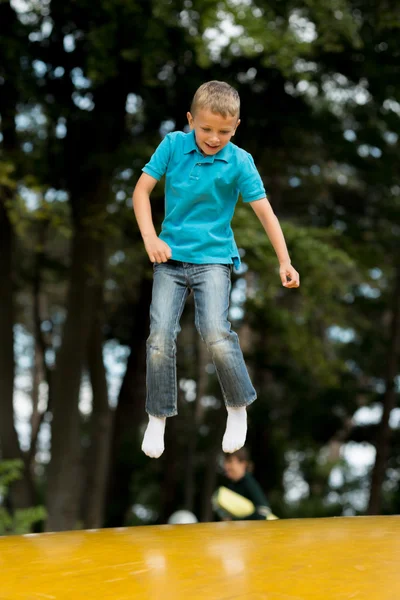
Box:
[237,152,266,203]
[142,134,172,181]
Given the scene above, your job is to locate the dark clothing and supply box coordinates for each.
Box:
[225,472,270,521]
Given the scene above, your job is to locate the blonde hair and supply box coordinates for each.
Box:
[191,80,240,118]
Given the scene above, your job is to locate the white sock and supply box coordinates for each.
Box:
[222,406,247,453]
[141,415,166,458]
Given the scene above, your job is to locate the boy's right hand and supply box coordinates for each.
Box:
[144,235,172,263]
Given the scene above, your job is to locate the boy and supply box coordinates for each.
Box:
[133,81,299,459]
[214,448,275,521]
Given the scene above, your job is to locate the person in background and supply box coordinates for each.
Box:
[216,447,276,521]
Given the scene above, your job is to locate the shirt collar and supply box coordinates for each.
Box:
[183,130,232,163]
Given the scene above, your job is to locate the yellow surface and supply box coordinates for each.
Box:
[1,516,400,599]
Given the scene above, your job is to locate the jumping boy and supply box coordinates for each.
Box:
[133,81,299,459]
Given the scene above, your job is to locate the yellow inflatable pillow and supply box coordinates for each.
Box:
[212,486,279,520]
[213,486,256,518]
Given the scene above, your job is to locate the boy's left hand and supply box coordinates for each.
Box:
[279,262,300,288]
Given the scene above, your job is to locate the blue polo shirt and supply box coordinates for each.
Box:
[142,130,266,268]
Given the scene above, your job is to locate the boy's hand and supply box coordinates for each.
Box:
[279,262,300,288]
[144,235,172,263]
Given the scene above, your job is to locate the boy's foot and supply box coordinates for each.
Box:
[142,415,166,458]
[222,406,247,453]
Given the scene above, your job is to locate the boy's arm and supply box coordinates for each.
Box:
[132,173,171,263]
[229,477,269,521]
[250,198,300,288]
[233,475,270,521]
[242,474,270,508]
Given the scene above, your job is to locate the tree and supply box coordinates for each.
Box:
[0,0,35,511]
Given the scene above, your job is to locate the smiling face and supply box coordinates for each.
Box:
[187,108,240,156]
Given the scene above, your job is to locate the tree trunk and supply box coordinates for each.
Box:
[200,406,226,522]
[104,275,152,527]
[159,416,180,524]
[30,341,42,457]
[0,22,34,506]
[45,207,106,531]
[367,265,400,515]
[184,332,209,512]
[83,259,113,530]
[0,200,34,509]
[30,223,53,465]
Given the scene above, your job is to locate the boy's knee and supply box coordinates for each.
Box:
[147,328,177,350]
[198,323,231,347]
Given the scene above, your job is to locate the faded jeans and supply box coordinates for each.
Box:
[146,260,257,417]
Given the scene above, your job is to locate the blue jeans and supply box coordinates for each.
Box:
[146,260,257,417]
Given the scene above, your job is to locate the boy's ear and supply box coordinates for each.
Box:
[233,118,241,135]
[187,111,194,129]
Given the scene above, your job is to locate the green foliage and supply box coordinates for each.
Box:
[192,0,362,71]
[0,162,17,189]
[233,205,359,386]
[0,461,46,536]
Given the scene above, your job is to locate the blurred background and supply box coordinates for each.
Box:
[0,0,399,535]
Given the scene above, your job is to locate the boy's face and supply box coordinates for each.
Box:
[187,108,240,156]
[223,456,247,482]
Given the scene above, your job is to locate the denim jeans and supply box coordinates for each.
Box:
[146,260,257,417]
